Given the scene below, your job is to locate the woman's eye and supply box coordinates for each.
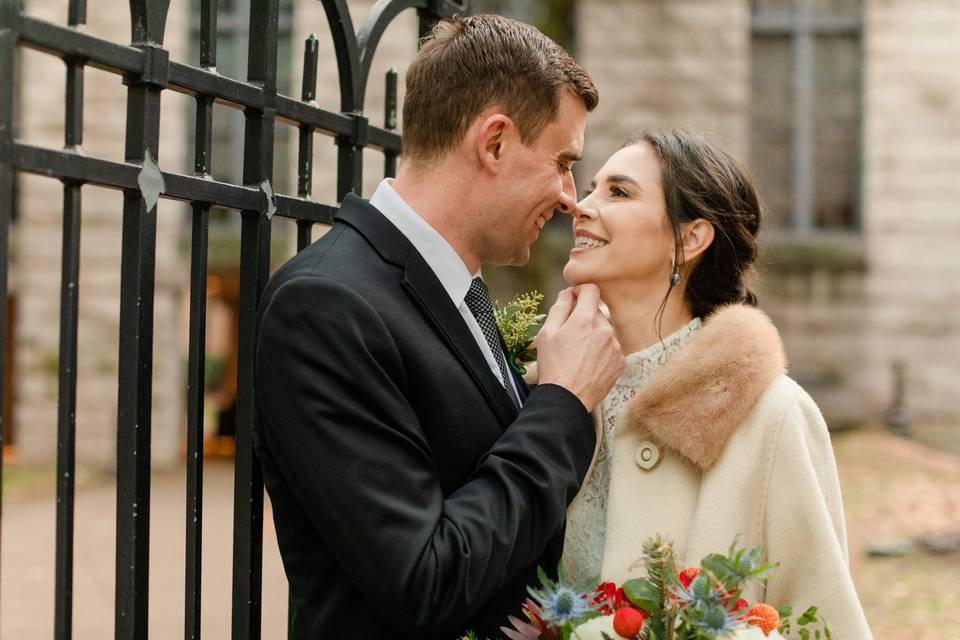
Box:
[610,186,628,197]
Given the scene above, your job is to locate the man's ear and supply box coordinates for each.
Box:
[680,219,715,264]
[474,113,513,173]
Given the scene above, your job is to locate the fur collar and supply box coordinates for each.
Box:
[622,305,787,470]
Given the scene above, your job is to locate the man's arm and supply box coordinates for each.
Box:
[256,276,595,635]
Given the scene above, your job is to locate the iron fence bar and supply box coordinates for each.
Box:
[199,0,216,69]
[12,143,339,225]
[184,89,214,640]
[296,34,319,254]
[168,63,266,109]
[54,1,86,628]
[384,68,397,178]
[273,196,337,224]
[55,180,82,640]
[11,143,260,207]
[184,203,209,640]
[17,14,143,74]
[114,86,162,640]
[185,198,209,640]
[0,0,21,614]
[115,0,171,636]
[232,0,279,635]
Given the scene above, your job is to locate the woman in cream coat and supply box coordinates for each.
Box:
[559,129,872,638]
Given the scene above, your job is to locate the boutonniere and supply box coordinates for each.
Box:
[495,290,545,376]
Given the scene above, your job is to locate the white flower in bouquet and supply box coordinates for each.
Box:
[571,614,617,640]
[728,625,787,640]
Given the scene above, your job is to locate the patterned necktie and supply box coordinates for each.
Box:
[464,277,520,408]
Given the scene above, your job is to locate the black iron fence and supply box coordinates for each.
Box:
[0,0,464,637]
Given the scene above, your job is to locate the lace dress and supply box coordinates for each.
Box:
[562,318,702,584]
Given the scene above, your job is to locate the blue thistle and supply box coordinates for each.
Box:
[684,602,742,636]
[527,566,600,628]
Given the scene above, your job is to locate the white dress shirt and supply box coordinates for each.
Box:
[369,179,521,401]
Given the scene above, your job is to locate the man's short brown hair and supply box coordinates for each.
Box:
[401,14,598,161]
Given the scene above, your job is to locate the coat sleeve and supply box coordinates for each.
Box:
[762,390,873,639]
[254,275,596,635]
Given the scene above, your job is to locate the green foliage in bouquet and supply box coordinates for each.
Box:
[621,536,775,640]
[495,291,545,375]
[777,606,833,640]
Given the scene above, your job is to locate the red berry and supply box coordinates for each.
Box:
[612,607,646,638]
[732,598,750,618]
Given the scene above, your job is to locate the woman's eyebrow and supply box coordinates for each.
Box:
[590,174,643,191]
[606,174,642,190]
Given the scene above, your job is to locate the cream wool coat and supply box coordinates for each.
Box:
[567,305,873,639]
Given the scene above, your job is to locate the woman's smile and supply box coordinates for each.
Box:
[572,228,609,253]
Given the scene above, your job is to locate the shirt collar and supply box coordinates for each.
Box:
[370,178,477,305]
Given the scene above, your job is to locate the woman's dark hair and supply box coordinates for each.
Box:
[623,128,762,320]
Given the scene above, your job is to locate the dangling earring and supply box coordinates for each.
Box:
[670,257,681,287]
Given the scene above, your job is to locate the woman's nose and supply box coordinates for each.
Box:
[573,200,599,219]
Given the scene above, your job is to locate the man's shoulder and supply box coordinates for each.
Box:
[265,219,396,300]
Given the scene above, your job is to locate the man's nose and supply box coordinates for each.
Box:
[556,191,577,214]
[556,173,578,213]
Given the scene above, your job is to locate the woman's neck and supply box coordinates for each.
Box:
[602,281,695,355]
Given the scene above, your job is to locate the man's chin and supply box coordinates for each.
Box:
[490,247,531,268]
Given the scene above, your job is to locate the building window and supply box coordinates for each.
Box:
[750,0,863,232]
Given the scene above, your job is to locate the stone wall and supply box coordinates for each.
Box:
[861,0,960,427]
[577,0,750,174]
[577,0,960,434]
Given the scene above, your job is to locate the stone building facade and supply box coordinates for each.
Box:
[6,0,958,468]
[577,0,960,443]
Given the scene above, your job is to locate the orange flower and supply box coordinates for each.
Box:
[747,603,780,635]
[678,566,700,588]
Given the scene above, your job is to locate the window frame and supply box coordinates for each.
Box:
[751,0,866,236]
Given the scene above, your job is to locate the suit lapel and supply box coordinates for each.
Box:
[402,252,518,427]
[336,195,518,428]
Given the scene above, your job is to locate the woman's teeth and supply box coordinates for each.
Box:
[574,236,608,249]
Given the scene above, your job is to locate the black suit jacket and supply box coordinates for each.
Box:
[253,194,596,639]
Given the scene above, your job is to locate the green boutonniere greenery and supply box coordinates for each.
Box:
[495,290,545,376]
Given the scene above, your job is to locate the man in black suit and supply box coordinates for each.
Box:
[254,14,624,639]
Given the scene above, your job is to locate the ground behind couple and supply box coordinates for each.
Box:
[2,428,958,639]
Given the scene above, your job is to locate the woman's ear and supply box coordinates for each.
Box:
[474,113,512,173]
[680,219,715,263]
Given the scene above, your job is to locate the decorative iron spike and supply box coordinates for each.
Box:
[129,0,171,46]
[68,0,87,26]
[301,34,319,102]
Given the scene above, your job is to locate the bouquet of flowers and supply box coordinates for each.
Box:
[475,535,832,640]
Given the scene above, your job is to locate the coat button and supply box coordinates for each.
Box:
[635,441,661,470]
